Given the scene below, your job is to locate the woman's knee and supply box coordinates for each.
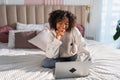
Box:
[70,54,78,61]
[42,58,56,68]
[42,58,49,68]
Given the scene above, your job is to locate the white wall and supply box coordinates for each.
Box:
[85,0,102,40]
[0,0,5,4]
[5,0,24,4]
[64,0,90,5]
[3,0,91,5]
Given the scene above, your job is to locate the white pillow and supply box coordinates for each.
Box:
[44,23,50,27]
[28,29,50,51]
[17,22,45,30]
[8,30,34,48]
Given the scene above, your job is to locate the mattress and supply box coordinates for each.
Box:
[0,40,120,80]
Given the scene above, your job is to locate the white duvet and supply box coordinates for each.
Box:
[0,40,120,80]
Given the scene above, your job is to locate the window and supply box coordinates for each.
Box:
[100,0,120,48]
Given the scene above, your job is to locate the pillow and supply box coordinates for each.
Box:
[44,22,50,29]
[8,30,35,48]
[76,24,85,37]
[0,26,13,43]
[15,31,38,49]
[16,22,45,31]
[28,29,50,51]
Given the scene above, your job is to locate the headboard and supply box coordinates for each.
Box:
[0,5,86,28]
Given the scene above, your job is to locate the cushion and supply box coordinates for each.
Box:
[76,24,85,37]
[0,26,13,43]
[15,31,38,49]
[0,33,8,43]
[28,29,50,51]
[16,22,45,31]
[8,30,35,48]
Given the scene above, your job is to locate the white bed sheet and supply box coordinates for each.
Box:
[0,40,120,80]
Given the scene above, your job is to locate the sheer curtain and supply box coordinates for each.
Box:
[100,0,120,48]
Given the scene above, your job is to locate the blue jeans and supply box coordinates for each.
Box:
[42,54,78,69]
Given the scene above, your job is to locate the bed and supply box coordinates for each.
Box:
[0,5,120,80]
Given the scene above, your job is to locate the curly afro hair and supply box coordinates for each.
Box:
[48,10,76,32]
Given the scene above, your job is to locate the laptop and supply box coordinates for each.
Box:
[55,61,91,79]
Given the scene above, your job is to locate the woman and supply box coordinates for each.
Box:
[42,10,90,68]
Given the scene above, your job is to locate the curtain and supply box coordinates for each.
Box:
[100,0,120,48]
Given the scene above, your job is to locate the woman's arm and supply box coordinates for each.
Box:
[45,37,62,58]
[73,27,90,61]
[45,30,62,58]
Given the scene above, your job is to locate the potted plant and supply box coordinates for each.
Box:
[113,20,120,40]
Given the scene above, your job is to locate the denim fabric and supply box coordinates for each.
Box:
[42,54,77,68]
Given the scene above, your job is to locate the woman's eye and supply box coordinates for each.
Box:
[65,23,69,26]
[66,24,68,25]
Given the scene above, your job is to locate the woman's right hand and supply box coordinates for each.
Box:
[56,29,65,40]
[55,17,69,40]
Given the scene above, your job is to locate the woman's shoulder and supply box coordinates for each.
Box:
[72,27,82,35]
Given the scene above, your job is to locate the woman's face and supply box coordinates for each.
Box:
[56,17,69,34]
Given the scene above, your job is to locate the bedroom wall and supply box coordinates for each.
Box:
[0,0,24,4]
[0,0,100,40]
[0,0,90,5]
[0,0,4,4]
